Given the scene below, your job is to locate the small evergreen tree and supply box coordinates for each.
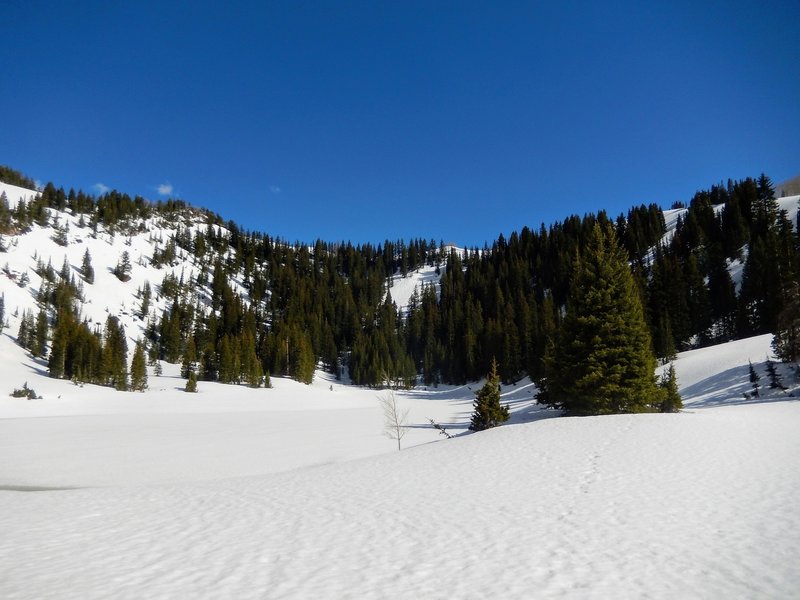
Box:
[748,361,760,397]
[81,248,95,284]
[658,364,682,412]
[130,340,148,391]
[469,359,509,431]
[765,359,785,390]
[139,281,151,319]
[113,251,132,282]
[185,370,198,393]
[33,308,48,358]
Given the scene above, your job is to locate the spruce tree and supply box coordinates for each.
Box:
[185,370,198,392]
[658,364,682,412]
[81,248,94,284]
[469,359,509,431]
[130,340,148,391]
[33,308,48,358]
[748,361,760,397]
[540,223,659,415]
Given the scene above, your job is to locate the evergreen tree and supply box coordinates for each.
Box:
[33,308,48,358]
[81,248,95,284]
[748,361,760,397]
[540,223,659,414]
[469,359,509,431]
[185,370,198,393]
[113,251,132,282]
[130,340,148,391]
[102,316,129,390]
[139,281,151,318]
[658,364,682,412]
[0,292,4,333]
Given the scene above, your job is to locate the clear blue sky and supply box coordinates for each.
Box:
[1,1,798,246]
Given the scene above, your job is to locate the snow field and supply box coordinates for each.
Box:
[1,401,797,599]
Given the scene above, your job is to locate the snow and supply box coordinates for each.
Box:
[385,264,441,312]
[1,333,798,598]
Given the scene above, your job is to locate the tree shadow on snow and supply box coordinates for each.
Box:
[682,363,800,408]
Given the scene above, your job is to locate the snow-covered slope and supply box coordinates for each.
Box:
[1,335,798,599]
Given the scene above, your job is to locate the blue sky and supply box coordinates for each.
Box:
[1,1,798,246]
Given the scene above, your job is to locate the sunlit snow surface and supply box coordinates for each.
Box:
[1,335,798,599]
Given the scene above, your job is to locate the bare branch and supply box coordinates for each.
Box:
[379,388,409,451]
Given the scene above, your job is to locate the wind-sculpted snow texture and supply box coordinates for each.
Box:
[1,335,799,598]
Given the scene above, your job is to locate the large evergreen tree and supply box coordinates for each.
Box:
[540,223,659,415]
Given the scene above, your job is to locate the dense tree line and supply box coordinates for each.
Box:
[2,165,799,397]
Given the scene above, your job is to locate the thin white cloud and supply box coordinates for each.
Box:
[270,185,281,194]
[157,182,173,196]
[93,182,110,194]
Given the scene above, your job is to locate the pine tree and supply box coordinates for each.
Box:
[130,340,148,391]
[748,361,760,397]
[540,223,659,415]
[102,316,129,390]
[658,364,682,412]
[469,359,509,431]
[139,281,151,318]
[81,248,95,284]
[0,292,4,333]
[33,308,48,357]
[185,370,198,393]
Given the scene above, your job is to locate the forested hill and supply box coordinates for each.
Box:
[0,166,798,392]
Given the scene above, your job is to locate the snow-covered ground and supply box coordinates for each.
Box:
[1,334,798,599]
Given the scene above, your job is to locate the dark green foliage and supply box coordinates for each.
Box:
[469,359,509,431]
[10,382,39,399]
[658,364,682,412]
[0,165,37,189]
[748,361,760,397]
[765,359,785,390]
[130,340,148,391]
[32,308,48,358]
[81,248,95,284]
[540,223,659,415]
[185,370,198,392]
[113,251,132,282]
[102,316,129,391]
[773,282,800,362]
[139,281,151,318]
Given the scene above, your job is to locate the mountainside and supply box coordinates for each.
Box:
[3,169,799,397]
[1,169,799,598]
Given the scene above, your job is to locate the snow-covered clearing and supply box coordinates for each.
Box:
[1,334,798,598]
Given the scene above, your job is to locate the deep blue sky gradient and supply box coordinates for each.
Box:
[1,1,798,246]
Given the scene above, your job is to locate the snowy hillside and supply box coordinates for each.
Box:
[0,181,239,355]
[1,335,798,599]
